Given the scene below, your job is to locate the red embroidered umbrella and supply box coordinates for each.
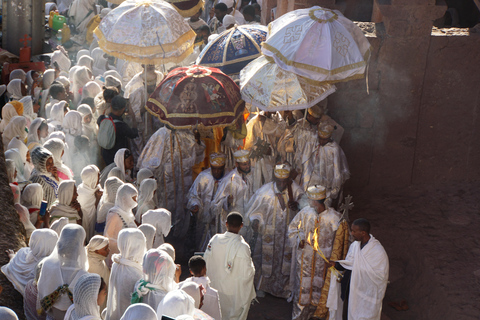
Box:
[146,65,245,129]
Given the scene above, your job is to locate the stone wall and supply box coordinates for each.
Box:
[264,0,480,192]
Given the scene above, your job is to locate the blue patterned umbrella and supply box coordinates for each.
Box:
[196,24,267,77]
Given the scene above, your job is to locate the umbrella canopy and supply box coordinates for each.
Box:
[262,6,371,84]
[94,0,196,64]
[146,65,245,129]
[196,24,267,76]
[240,55,336,112]
[165,0,205,17]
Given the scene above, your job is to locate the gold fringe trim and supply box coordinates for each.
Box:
[262,42,371,76]
[170,0,205,18]
[94,26,196,60]
[145,99,245,129]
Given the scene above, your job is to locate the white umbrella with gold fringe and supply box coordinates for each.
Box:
[262,6,371,84]
[94,0,196,65]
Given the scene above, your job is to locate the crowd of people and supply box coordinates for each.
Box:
[0,0,390,320]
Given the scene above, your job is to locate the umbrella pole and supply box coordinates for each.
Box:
[144,67,149,139]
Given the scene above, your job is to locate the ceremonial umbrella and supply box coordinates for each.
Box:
[94,0,196,65]
[146,65,245,129]
[262,6,371,84]
[239,55,336,112]
[196,24,267,77]
[165,0,205,17]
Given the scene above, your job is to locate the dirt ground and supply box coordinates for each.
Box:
[247,181,480,320]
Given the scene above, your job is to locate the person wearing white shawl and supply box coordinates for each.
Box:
[55,75,70,90]
[0,103,19,132]
[0,307,19,320]
[72,66,93,106]
[62,110,83,173]
[131,249,176,309]
[81,81,102,102]
[49,180,82,224]
[51,50,71,73]
[141,209,171,248]
[100,148,133,187]
[158,243,176,262]
[120,303,157,320]
[15,202,37,239]
[27,117,48,148]
[156,289,195,319]
[1,229,58,296]
[136,168,154,188]
[21,182,43,225]
[50,216,69,236]
[86,235,110,286]
[7,79,26,100]
[8,136,31,179]
[48,100,67,132]
[69,0,96,37]
[78,165,102,241]
[10,69,27,82]
[47,130,66,142]
[138,224,156,250]
[20,96,36,125]
[37,224,88,320]
[77,55,95,71]
[329,218,389,320]
[105,228,146,320]
[77,49,91,62]
[104,183,138,258]
[64,273,104,320]
[105,75,122,92]
[3,116,27,151]
[135,179,157,223]
[44,82,67,119]
[77,104,98,145]
[178,281,216,320]
[43,137,74,181]
[5,149,26,182]
[204,212,256,320]
[6,158,17,183]
[91,48,108,77]
[37,69,57,116]
[96,177,123,235]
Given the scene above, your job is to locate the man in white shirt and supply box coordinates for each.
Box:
[204,212,256,320]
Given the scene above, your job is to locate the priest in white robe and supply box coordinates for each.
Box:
[246,164,306,298]
[204,212,256,320]
[300,123,350,199]
[138,127,205,241]
[186,152,228,251]
[288,185,343,320]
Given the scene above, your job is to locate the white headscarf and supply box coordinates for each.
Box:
[47,130,66,142]
[81,81,102,101]
[114,148,129,178]
[73,66,93,105]
[50,216,69,236]
[63,110,83,136]
[21,182,43,209]
[52,50,72,72]
[0,307,19,320]
[78,165,100,241]
[105,75,122,89]
[108,167,126,182]
[104,70,123,86]
[132,249,176,309]
[48,100,67,130]
[49,180,80,222]
[91,47,108,77]
[106,228,146,320]
[5,149,25,181]
[86,235,110,286]
[27,117,46,146]
[20,96,36,123]
[136,168,154,188]
[55,75,71,90]
[0,229,58,295]
[9,69,27,82]
[141,209,172,248]
[77,104,97,140]
[138,224,156,250]
[0,103,19,132]
[135,178,157,223]
[7,79,24,100]
[66,273,102,320]
[8,136,28,162]
[43,137,74,181]
[178,281,202,309]
[97,177,123,225]
[5,159,16,183]
[77,55,94,70]
[69,66,80,82]
[37,224,88,312]
[43,69,57,89]
[158,243,176,262]
[120,303,157,320]
[156,289,195,319]
[3,116,27,150]
[76,50,91,62]
[111,183,138,226]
